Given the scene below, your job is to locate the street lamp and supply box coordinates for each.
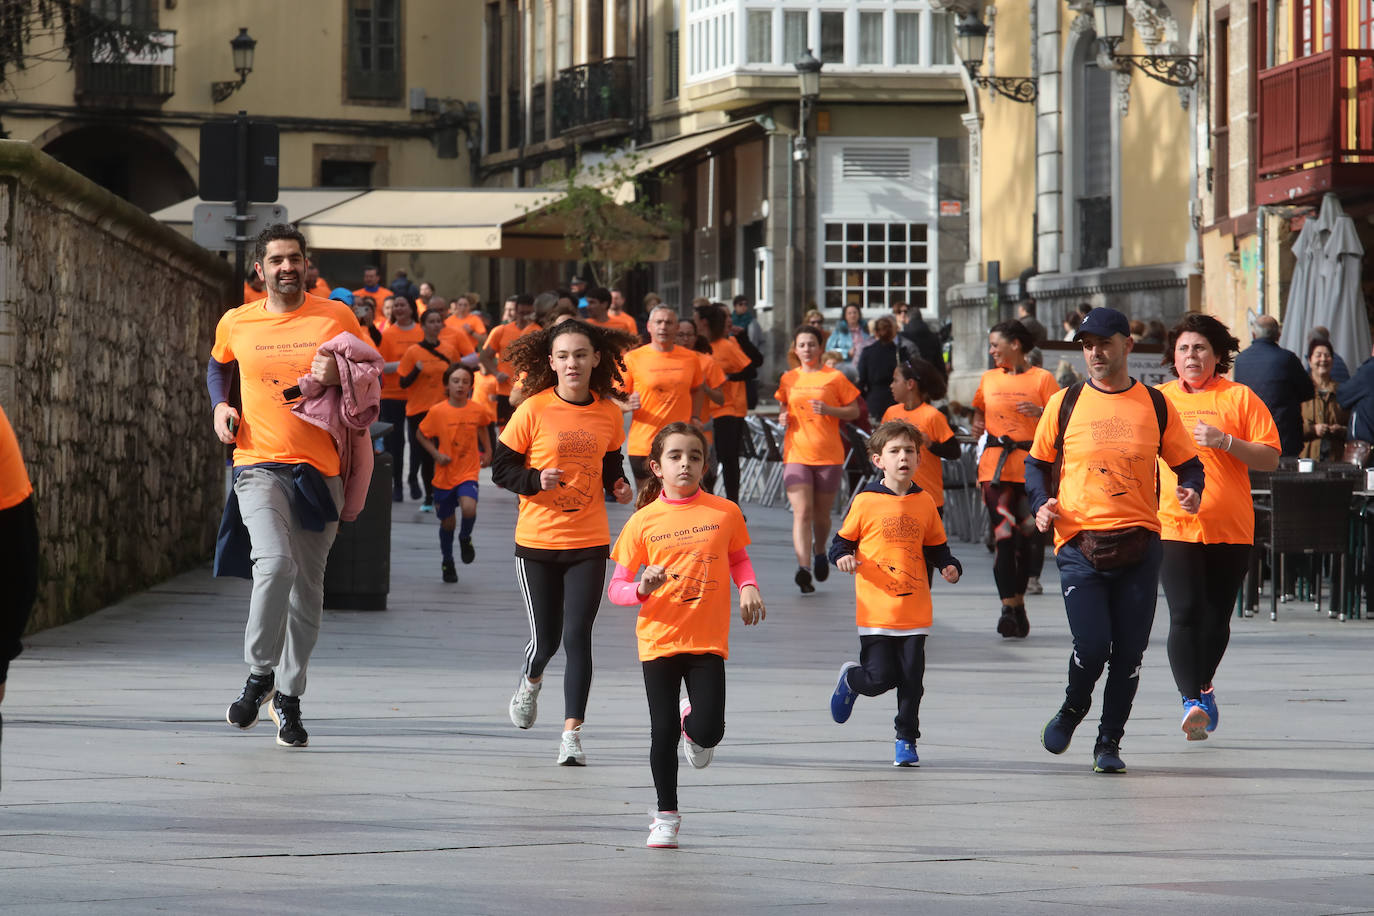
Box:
[955,15,1037,104]
[212,28,257,103]
[1087,0,1199,87]
[793,47,822,159]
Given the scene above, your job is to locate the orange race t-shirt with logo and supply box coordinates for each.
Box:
[485,321,541,396]
[1156,376,1279,544]
[837,485,948,632]
[398,341,461,416]
[211,295,365,476]
[611,489,751,661]
[379,323,424,401]
[500,388,627,550]
[881,402,957,507]
[695,351,727,429]
[588,312,639,336]
[473,371,500,419]
[709,336,752,418]
[242,282,267,304]
[622,345,706,456]
[418,399,491,490]
[972,366,1059,484]
[1030,380,1199,551]
[0,402,33,511]
[352,286,394,313]
[774,367,861,466]
[440,315,483,355]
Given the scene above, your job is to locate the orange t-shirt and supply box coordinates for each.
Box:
[1156,377,1279,544]
[437,319,478,359]
[973,366,1059,484]
[622,345,706,456]
[500,388,627,550]
[1030,380,1199,551]
[398,341,461,416]
[457,313,488,339]
[709,336,752,418]
[418,399,491,489]
[611,489,751,661]
[774,367,861,466]
[485,321,541,396]
[352,286,394,312]
[379,323,424,400]
[837,484,948,632]
[308,278,331,298]
[242,282,267,304]
[0,403,33,511]
[589,312,639,336]
[696,351,727,426]
[473,371,500,418]
[881,402,956,507]
[211,296,364,476]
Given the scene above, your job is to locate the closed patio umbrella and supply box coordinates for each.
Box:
[1313,204,1371,373]
[1279,193,1339,359]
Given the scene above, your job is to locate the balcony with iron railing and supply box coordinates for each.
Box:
[1255,43,1374,203]
[487,90,504,155]
[552,57,634,140]
[530,82,547,144]
[74,29,176,106]
[508,87,524,148]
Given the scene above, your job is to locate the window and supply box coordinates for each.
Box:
[930,11,954,65]
[823,222,932,311]
[747,9,772,64]
[819,11,844,63]
[348,0,402,101]
[665,29,680,99]
[487,3,503,153]
[1212,14,1230,220]
[1078,59,1113,269]
[555,0,572,70]
[534,0,546,83]
[894,12,920,64]
[783,10,808,65]
[587,0,604,59]
[858,12,883,65]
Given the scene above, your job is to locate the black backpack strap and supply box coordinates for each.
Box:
[1049,381,1085,498]
[1146,384,1167,440]
[419,340,451,363]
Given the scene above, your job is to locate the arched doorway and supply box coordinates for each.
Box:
[41,123,196,213]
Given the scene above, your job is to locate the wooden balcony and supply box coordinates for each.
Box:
[1255,48,1374,205]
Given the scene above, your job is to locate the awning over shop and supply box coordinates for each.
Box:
[620,121,756,178]
[152,187,668,260]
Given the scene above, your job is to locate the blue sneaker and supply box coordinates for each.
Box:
[1041,703,1088,755]
[1181,697,1209,741]
[830,662,859,723]
[893,739,919,767]
[1092,739,1126,774]
[1199,686,1219,733]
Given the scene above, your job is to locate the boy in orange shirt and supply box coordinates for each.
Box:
[417,364,493,583]
[827,420,962,767]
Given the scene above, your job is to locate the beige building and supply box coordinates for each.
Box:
[0,0,485,298]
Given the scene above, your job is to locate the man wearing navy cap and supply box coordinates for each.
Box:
[1023,307,1205,774]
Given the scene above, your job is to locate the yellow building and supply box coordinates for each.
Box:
[0,0,485,298]
[949,0,1200,400]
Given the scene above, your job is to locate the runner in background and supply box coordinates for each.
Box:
[608,422,764,849]
[379,296,423,502]
[586,286,639,335]
[883,358,962,524]
[622,306,706,492]
[449,292,488,349]
[417,364,493,583]
[352,265,393,319]
[676,319,725,492]
[398,309,461,511]
[480,293,540,425]
[697,303,758,504]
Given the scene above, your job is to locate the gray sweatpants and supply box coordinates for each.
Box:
[234,466,343,698]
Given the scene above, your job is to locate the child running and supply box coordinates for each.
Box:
[827,420,961,767]
[609,422,765,849]
[491,318,639,766]
[416,364,492,583]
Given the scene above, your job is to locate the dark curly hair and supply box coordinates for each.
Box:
[989,319,1035,354]
[1162,313,1241,377]
[503,318,638,402]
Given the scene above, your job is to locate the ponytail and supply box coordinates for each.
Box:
[634,475,663,510]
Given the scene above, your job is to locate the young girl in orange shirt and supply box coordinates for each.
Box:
[609,422,766,849]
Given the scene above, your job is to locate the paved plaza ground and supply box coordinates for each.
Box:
[3,476,1374,914]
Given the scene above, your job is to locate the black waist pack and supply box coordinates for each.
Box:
[1071,526,1153,571]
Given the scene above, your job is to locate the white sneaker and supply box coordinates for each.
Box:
[646,810,681,848]
[1026,576,1043,595]
[680,697,713,769]
[509,677,540,729]
[556,726,586,766]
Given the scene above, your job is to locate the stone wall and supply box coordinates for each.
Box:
[0,142,233,633]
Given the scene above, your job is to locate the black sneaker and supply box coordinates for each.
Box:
[795,567,815,594]
[410,480,423,501]
[1041,703,1088,754]
[812,553,830,582]
[226,672,275,729]
[442,560,458,583]
[459,537,475,565]
[1013,604,1030,638]
[996,606,1019,638]
[1092,739,1127,774]
[392,483,403,503]
[269,693,309,747]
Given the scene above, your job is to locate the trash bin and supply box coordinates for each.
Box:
[324,422,393,610]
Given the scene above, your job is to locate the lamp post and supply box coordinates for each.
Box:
[791,48,822,322]
[1087,0,1199,87]
[212,28,257,103]
[954,15,1037,103]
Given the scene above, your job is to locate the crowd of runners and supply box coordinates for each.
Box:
[0,225,1290,851]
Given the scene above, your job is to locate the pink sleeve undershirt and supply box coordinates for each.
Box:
[608,548,758,606]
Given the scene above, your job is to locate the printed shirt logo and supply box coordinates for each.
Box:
[550,428,601,512]
[873,513,926,597]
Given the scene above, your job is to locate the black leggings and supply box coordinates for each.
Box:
[380,399,407,489]
[713,415,745,503]
[983,482,1032,599]
[515,554,606,721]
[643,652,726,812]
[1160,541,1252,699]
[407,410,434,499]
[0,497,39,758]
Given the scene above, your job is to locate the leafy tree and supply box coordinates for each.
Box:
[1,0,164,89]
[525,148,680,290]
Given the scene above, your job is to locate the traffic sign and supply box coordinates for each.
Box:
[191,203,289,252]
